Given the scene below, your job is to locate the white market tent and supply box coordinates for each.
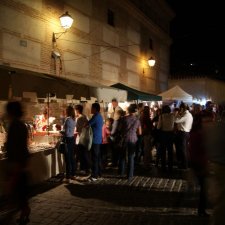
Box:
[159,85,193,102]
[90,86,127,102]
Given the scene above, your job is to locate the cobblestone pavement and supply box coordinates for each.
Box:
[1,167,211,225]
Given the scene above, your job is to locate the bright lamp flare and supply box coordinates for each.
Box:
[148,57,156,67]
[59,11,73,29]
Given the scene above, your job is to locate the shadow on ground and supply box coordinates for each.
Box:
[65,182,197,208]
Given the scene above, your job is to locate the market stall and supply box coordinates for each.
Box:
[0,66,93,186]
[111,83,162,102]
[158,85,193,103]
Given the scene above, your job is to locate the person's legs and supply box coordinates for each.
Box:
[167,132,174,171]
[17,171,31,223]
[135,136,142,164]
[180,132,189,169]
[127,142,136,180]
[175,132,183,168]
[83,147,91,174]
[101,144,108,169]
[111,142,119,167]
[91,144,101,178]
[143,134,152,168]
[77,144,84,171]
[66,137,76,177]
[178,131,189,169]
[118,148,126,176]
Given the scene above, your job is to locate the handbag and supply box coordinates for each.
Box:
[57,137,67,154]
[79,126,93,151]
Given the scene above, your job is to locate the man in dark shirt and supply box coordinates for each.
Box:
[88,103,103,181]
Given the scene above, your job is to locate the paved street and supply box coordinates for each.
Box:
[1,167,211,225]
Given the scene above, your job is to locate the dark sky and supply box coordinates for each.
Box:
[166,0,225,76]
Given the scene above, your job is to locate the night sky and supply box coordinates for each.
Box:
[166,0,225,77]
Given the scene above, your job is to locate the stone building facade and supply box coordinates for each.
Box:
[0,0,174,95]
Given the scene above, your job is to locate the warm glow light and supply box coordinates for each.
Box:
[59,11,73,29]
[148,57,156,67]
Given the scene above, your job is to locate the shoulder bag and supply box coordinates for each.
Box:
[79,126,93,151]
[57,136,67,154]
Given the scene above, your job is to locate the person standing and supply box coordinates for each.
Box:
[88,103,103,182]
[101,118,113,169]
[175,103,193,169]
[75,104,90,175]
[135,103,144,164]
[140,106,153,169]
[108,98,123,120]
[108,99,122,167]
[5,101,31,224]
[157,105,175,172]
[119,104,142,181]
[204,108,225,224]
[110,109,125,166]
[189,111,209,217]
[63,106,76,182]
[152,108,162,167]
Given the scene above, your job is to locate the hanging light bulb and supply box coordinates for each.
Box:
[59,11,73,29]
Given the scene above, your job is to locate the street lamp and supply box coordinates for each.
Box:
[148,57,156,67]
[52,11,74,42]
[142,57,156,75]
[59,11,74,29]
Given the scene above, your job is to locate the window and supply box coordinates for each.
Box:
[149,38,153,50]
[107,9,115,27]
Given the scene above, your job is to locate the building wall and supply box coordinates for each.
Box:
[169,77,225,103]
[0,0,173,95]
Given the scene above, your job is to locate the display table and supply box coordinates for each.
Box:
[0,146,65,197]
[28,146,65,184]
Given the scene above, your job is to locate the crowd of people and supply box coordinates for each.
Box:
[60,98,214,185]
[2,99,225,225]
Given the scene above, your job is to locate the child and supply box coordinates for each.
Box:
[101,118,113,168]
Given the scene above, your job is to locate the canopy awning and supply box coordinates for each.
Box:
[159,85,193,102]
[0,66,90,99]
[71,77,128,102]
[110,83,162,101]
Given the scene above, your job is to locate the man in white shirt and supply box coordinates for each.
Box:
[175,103,193,169]
[108,98,123,121]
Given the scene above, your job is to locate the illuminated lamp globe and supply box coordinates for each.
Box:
[59,11,73,29]
[148,57,156,67]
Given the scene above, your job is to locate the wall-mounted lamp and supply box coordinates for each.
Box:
[148,57,156,67]
[143,57,156,75]
[52,11,74,42]
[59,11,74,29]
